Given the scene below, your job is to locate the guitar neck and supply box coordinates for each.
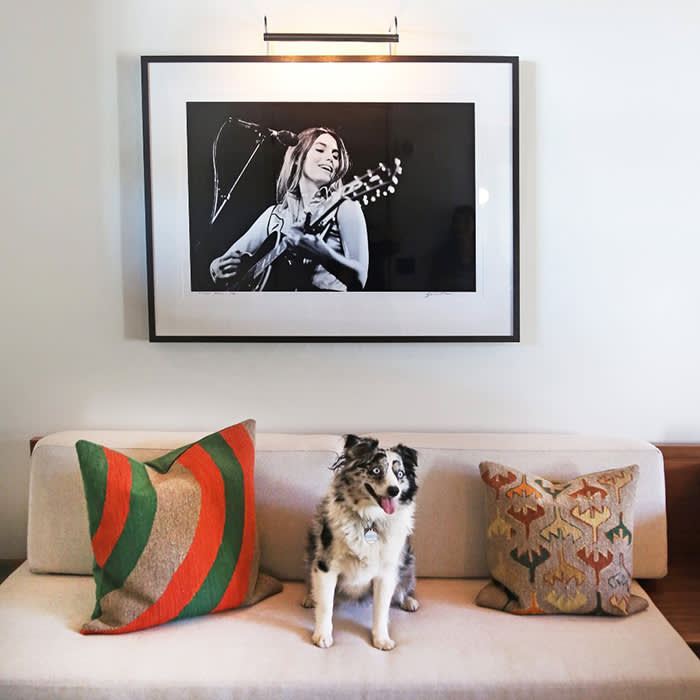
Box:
[308,198,343,233]
[308,175,393,232]
[306,181,364,232]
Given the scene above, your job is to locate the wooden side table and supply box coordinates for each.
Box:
[642,444,700,658]
[0,559,24,584]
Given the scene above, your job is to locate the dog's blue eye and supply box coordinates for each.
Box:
[397,470,405,479]
[372,467,382,475]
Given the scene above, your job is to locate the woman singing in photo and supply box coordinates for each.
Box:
[209,127,369,291]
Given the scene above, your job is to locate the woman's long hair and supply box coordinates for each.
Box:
[275,127,350,204]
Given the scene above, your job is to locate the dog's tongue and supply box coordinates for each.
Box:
[381,497,396,515]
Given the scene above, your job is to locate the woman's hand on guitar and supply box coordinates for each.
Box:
[210,251,247,281]
[288,233,331,260]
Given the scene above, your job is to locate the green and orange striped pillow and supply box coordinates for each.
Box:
[75,420,282,634]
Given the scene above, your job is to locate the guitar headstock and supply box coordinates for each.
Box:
[344,157,403,206]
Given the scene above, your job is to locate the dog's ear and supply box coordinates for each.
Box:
[393,444,418,470]
[331,435,379,471]
[343,434,379,459]
[344,434,362,450]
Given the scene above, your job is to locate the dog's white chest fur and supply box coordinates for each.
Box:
[331,504,414,598]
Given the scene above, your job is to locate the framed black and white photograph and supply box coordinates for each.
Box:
[142,55,519,341]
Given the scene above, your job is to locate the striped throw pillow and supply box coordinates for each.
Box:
[76,420,281,634]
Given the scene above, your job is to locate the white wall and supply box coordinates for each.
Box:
[1,0,699,558]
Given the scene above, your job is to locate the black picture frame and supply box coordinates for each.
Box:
[141,55,519,342]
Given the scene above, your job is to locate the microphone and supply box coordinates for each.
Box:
[235,118,299,147]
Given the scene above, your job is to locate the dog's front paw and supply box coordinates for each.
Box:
[301,593,315,608]
[372,634,396,651]
[401,595,420,612]
[312,628,334,648]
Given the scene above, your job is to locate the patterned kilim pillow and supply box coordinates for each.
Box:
[476,461,648,616]
[76,420,282,634]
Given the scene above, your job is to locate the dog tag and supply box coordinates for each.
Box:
[364,528,378,544]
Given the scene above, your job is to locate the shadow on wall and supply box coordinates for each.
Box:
[0,439,33,559]
[413,463,488,578]
[117,55,150,341]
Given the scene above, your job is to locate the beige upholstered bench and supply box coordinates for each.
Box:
[1,430,699,699]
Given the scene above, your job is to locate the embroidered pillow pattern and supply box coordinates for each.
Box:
[476,462,647,616]
[76,420,281,634]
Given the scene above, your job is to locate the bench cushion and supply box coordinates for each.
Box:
[1,564,698,700]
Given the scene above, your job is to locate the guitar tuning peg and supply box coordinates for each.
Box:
[378,162,386,171]
[388,185,396,194]
[370,195,376,202]
[394,157,401,166]
[362,195,369,206]
[382,190,388,197]
[392,176,398,185]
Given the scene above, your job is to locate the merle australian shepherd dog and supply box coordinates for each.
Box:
[303,434,419,650]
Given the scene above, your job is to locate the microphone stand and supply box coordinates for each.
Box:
[210,117,269,225]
